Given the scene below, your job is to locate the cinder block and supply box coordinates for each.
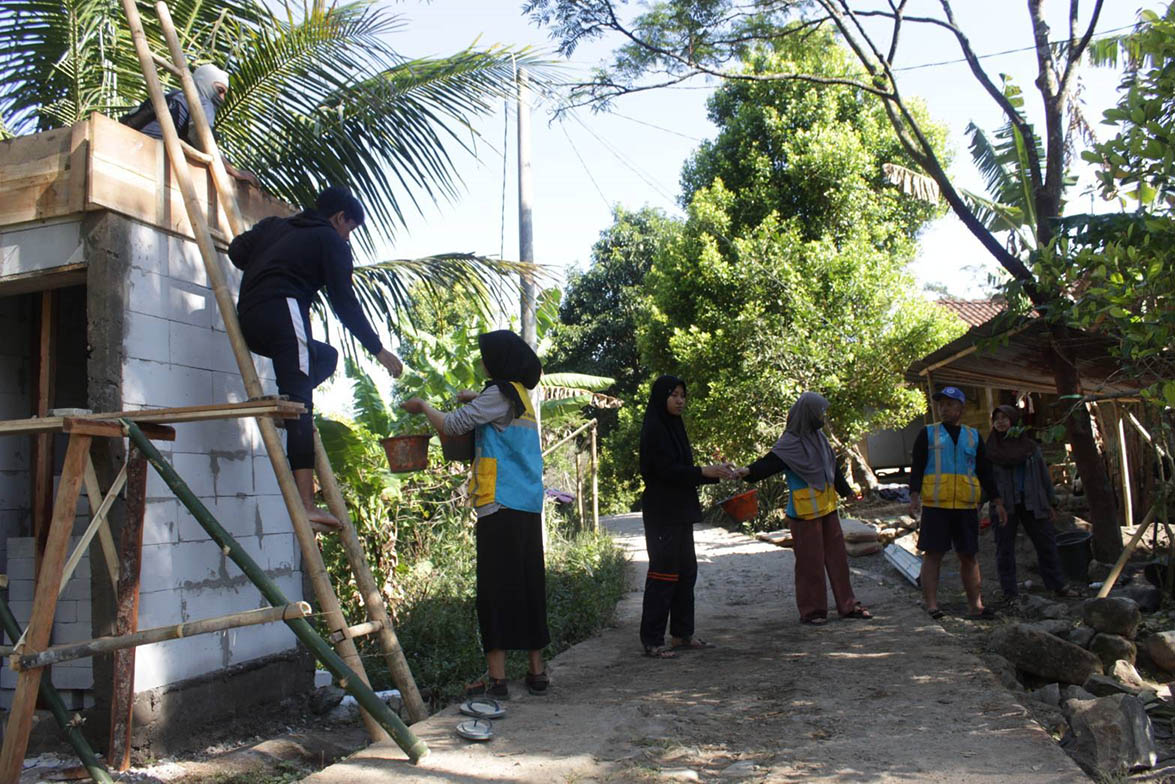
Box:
[0,510,24,538]
[50,620,92,645]
[0,220,83,278]
[257,533,298,572]
[211,371,248,404]
[125,312,172,364]
[126,267,169,320]
[137,588,183,629]
[169,320,219,372]
[6,579,33,602]
[171,452,216,498]
[176,499,214,543]
[208,333,243,375]
[138,543,177,593]
[127,222,166,274]
[52,600,77,624]
[168,235,209,288]
[141,499,178,546]
[210,495,258,538]
[270,570,306,604]
[178,583,256,622]
[226,623,297,666]
[167,280,214,328]
[59,571,91,602]
[169,540,223,587]
[253,457,279,496]
[76,600,90,625]
[7,558,34,582]
[166,365,215,408]
[211,453,253,497]
[255,494,295,536]
[0,470,29,512]
[134,634,225,690]
[6,537,33,559]
[49,665,95,690]
[173,418,254,457]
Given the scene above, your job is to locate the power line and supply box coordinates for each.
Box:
[568,110,678,202]
[560,122,613,210]
[609,110,706,142]
[893,24,1136,72]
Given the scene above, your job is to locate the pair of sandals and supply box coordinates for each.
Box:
[801,605,873,625]
[643,637,714,659]
[927,606,996,621]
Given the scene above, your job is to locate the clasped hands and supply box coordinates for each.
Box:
[702,462,750,481]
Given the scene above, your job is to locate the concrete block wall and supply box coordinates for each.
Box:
[120,219,303,692]
[0,294,30,570]
[2,537,94,710]
[0,218,82,279]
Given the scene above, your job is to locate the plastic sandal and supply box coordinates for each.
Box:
[927,608,945,620]
[643,646,677,659]
[525,670,550,695]
[465,676,509,700]
[670,638,714,651]
[841,605,873,620]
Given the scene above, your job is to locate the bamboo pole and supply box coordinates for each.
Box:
[76,458,126,595]
[590,420,599,533]
[1119,416,1134,527]
[154,0,245,236]
[1097,501,1159,598]
[542,419,595,458]
[328,620,383,645]
[0,595,112,784]
[16,603,310,671]
[313,429,428,723]
[124,421,428,762]
[118,0,388,742]
[574,447,584,532]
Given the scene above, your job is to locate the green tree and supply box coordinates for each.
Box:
[527,0,1128,559]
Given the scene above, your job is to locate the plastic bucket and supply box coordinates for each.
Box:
[381,434,430,472]
[440,431,474,462]
[721,489,759,523]
[1056,529,1093,582]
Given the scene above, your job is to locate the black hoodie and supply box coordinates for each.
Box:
[639,375,717,524]
[229,210,382,355]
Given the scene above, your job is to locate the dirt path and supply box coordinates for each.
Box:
[303,513,1086,783]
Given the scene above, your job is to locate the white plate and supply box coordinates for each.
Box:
[460,697,505,719]
[456,718,493,741]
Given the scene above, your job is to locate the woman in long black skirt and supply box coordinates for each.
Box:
[638,375,733,658]
[403,330,550,698]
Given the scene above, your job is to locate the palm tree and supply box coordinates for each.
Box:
[0,0,548,331]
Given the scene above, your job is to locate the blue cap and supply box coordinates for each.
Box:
[933,386,966,403]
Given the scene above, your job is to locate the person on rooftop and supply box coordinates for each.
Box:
[123,63,259,187]
[229,185,403,530]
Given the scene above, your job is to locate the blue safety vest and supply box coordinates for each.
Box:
[470,381,543,513]
[921,423,982,509]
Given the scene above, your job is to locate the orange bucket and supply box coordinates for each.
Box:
[721,489,758,523]
[381,434,431,472]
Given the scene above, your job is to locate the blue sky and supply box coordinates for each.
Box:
[370,1,1157,298]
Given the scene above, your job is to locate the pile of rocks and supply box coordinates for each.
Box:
[985,596,1174,778]
[853,514,918,545]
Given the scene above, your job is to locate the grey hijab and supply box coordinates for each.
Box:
[770,392,836,491]
[192,64,229,118]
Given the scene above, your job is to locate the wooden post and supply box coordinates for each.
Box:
[118,0,388,742]
[1097,502,1159,598]
[1119,416,1133,527]
[77,457,125,595]
[590,421,599,533]
[313,429,428,723]
[574,446,584,532]
[0,434,91,781]
[107,447,147,773]
[31,290,54,567]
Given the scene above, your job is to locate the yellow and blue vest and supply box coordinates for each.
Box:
[470,381,543,513]
[921,423,982,509]
[785,472,838,521]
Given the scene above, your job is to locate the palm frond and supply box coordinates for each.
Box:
[881,163,940,204]
[345,357,392,436]
[540,372,617,392]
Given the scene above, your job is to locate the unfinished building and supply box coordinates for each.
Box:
[0,113,313,750]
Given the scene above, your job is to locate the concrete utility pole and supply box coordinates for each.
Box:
[517,68,536,349]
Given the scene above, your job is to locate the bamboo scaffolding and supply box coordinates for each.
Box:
[0,595,112,784]
[15,603,311,671]
[117,0,392,743]
[124,420,428,761]
[1097,502,1160,598]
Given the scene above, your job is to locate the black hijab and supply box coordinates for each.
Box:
[478,330,542,418]
[640,375,693,473]
[987,404,1038,466]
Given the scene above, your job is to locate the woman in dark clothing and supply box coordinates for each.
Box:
[736,392,871,624]
[987,405,1074,601]
[403,330,550,698]
[639,375,734,658]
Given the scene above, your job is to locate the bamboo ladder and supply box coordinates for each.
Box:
[116,0,427,740]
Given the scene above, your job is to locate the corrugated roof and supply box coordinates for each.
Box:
[936,298,1005,327]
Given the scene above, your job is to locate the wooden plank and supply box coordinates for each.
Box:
[0,264,87,298]
[31,290,53,569]
[81,457,124,594]
[0,126,76,224]
[0,434,91,781]
[0,399,305,437]
[108,448,146,774]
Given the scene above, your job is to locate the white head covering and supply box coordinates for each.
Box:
[192,64,230,112]
[770,391,837,491]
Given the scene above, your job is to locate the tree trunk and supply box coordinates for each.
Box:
[1048,324,1120,561]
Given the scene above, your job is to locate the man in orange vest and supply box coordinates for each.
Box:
[909,387,1007,620]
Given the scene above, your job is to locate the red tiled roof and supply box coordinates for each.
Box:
[936,298,1005,327]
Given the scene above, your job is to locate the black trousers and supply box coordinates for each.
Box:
[476,508,550,652]
[640,520,697,649]
[238,297,337,469]
[994,503,1067,595]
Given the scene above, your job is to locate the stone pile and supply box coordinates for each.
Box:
[985,595,1175,778]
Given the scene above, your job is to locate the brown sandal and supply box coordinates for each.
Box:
[841,605,873,620]
[643,646,677,659]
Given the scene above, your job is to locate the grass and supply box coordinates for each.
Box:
[355,520,627,706]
